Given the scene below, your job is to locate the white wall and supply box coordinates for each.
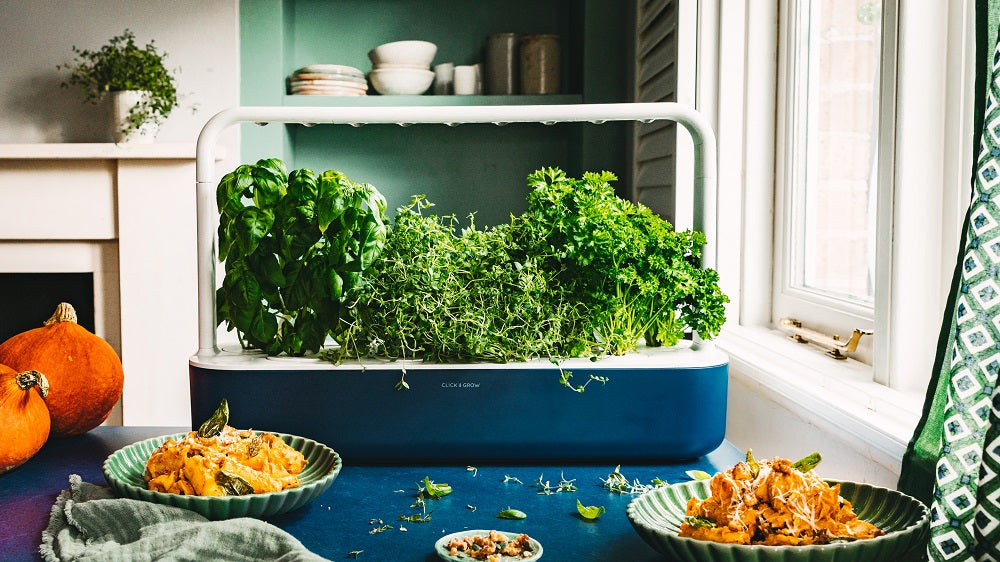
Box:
[0,0,239,169]
[725,371,902,488]
[0,1,241,426]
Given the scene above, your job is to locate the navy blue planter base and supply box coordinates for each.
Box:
[189,342,729,463]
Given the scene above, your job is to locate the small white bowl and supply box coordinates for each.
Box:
[374,62,432,70]
[369,68,435,95]
[368,40,437,68]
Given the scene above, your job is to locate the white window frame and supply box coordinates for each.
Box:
[770,0,893,370]
[698,0,975,467]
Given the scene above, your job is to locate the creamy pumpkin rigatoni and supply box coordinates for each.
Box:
[679,454,883,546]
[144,426,307,496]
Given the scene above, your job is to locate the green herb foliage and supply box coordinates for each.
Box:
[215,159,387,355]
[685,470,712,481]
[510,168,728,354]
[340,195,587,362]
[58,29,178,137]
[341,167,727,362]
[197,399,229,438]
[792,452,822,473]
[420,476,452,499]
[220,164,727,362]
[215,471,254,496]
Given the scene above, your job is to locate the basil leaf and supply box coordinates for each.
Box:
[197,399,229,438]
[421,477,451,499]
[497,508,527,520]
[685,515,716,529]
[792,452,822,473]
[286,168,318,202]
[234,206,274,256]
[215,470,254,496]
[576,499,606,520]
[746,449,761,478]
[246,306,278,345]
[329,271,344,300]
[295,310,326,355]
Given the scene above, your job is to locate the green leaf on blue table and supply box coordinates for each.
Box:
[576,499,606,520]
[686,470,712,481]
[497,507,527,520]
[421,476,451,499]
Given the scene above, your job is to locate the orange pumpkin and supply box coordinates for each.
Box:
[0,365,50,473]
[0,302,123,436]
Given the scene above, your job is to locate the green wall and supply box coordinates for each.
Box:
[239,0,629,222]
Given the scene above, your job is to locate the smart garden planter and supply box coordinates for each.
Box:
[190,103,728,462]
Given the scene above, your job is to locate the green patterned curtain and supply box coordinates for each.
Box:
[897,2,1000,560]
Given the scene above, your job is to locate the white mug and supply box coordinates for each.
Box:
[433,62,454,95]
[453,65,477,95]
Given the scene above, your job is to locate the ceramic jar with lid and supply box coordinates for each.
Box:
[486,32,519,95]
[519,34,560,95]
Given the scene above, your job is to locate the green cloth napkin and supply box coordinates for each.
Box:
[39,474,329,562]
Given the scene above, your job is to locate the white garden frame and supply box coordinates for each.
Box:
[193,103,718,355]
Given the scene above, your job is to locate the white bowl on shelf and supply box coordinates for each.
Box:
[368,40,437,68]
[369,68,435,95]
[374,62,433,70]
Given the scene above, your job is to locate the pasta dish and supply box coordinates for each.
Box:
[679,452,883,545]
[144,425,307,496]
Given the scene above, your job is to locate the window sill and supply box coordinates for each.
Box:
[714,325,924,468]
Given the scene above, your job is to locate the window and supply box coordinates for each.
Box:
[703,0,975,451]
[772,1,893,369]
[773,0,886,352]
[750,0,968,393]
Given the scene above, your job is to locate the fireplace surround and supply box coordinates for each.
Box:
[0,143,201,425]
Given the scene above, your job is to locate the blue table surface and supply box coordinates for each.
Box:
[1,427,744,561]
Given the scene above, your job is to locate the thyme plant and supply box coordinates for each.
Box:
[59,29,178,137]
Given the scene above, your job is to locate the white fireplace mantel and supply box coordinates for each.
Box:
[0,143,204,426]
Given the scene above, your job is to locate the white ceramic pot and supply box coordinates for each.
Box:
[109,90,158,144]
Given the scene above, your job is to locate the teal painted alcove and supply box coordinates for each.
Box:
[239,0,630,220]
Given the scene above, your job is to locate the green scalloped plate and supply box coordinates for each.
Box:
[434,530,543,561]
[103,431,342,520]
[626,479,929,561]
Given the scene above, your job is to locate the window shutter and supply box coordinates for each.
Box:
[632,0,696,226]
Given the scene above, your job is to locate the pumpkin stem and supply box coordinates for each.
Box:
[15,370,50,399]
[43,302,78,326]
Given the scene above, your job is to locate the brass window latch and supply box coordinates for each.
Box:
[777,318,872,360]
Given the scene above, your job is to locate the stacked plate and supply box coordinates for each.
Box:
[288,64,368,96]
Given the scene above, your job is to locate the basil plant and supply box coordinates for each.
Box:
[215,158,387,356]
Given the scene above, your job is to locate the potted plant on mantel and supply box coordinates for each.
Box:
[59,29,178,144]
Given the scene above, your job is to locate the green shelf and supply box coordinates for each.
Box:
[281,94,585,107]
[239,0,630,220]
